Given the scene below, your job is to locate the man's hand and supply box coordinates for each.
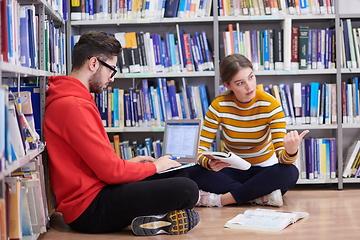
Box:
[283,130,309,156]
[128,156,155,163]
[152,155,182,173]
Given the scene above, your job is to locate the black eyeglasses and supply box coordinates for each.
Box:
[97,58,117,78]
[88,56,117,78]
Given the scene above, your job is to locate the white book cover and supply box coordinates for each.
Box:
[282,18,292,70]
[225,208,309,232]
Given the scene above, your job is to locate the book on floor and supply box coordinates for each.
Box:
[224,208,309,232]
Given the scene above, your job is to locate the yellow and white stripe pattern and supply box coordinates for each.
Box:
[198,89,297,169]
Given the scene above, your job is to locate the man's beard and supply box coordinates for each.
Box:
[89,68,105,94]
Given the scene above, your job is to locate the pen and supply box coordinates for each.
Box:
[170,157,180,160]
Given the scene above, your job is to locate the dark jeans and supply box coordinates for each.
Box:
[188,163,299,205]
[68,169,199,233]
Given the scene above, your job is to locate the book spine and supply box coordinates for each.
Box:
[166,80,180,119]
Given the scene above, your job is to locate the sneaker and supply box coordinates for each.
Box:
[131,209,200,236]
[253,189,283,207]
[196,190,223,207]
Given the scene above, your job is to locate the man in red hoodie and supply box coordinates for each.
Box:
[43,31,200,236]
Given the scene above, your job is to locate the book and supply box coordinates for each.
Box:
[343,140,360,178]
[201,151,251,170]
[225,208,309,232]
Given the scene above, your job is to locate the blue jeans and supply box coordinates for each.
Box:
[188,163,299,205]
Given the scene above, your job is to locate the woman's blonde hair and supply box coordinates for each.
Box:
[218,54,253,97]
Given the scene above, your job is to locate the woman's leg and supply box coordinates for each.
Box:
[68,177,199,233]
[188,165,243,194]
[221,163,299,205]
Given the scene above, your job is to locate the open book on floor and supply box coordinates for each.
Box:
[224,208,309,232]
[201,151,251,170]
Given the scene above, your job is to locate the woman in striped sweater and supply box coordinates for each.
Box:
[189,54,309,207]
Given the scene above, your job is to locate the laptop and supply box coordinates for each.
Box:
[158,119,202,174]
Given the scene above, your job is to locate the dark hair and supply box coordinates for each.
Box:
[71,31,122,71]
[219,54,253,96]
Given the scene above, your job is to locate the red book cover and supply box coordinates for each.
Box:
[1,0,9,62]
[183,33,194,72]
[291,26,299,66]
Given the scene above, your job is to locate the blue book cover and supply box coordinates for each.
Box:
[166,80,179,119]
[353,77,359,120]
[164,0,180,17]
[250,30,259,70]
[314,139,320,179]
[263,29,270,70]
[311,29,317,69]
[178,92,187,119]
[301,84,306,124]
[179,29,188,70]
[190,37,201,72]
[27,7,36,69]
[178,0,187,17]
[156,78,166,121]
[161,78,173,120]
[305,138,314,179]
[201,31,214,70]
[135,89,144,126]
[307,29,312,69]
[144,138,154,157]
[132,90,139,127]
[194,33,205,70]
[198,85,209,116]
[196,32,208,70]
[124,93,132,127]
[156,87,165,123]
[161,39,170,72]
[19,6,31,68]
[0,87,5,171]
[150,86,160,125]
[324,84,330,124]
[310,82,320,124]
[304,84,311,124]
[128,88,135,126]
[168,33,179,72]
[141,80,152,126]
[342,20,351,68]
[329,138,337,178]
[113,88,119,127]
[152,34,163,73]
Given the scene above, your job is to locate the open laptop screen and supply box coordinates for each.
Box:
[162,119,201,161]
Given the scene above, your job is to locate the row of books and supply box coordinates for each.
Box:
[0,85,40,173]
[296,137,337,180]
[2,161,48,239]
[341,78,360,125]
[340,19,360,70]
[71,0,213,20]
[111,135,217,160]
[72,28,214,74]
[1,0,67,74]
[343,140,360,178]
[94,78,209,128]
[219,0,335,17]
[112,136,163,160]
[223,24,335,71]
[259,82,337,125]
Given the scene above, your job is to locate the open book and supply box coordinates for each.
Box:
[224,208,309,232]
[201,151,251,170]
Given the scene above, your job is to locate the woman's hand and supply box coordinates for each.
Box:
[283,130,309,156]
[209,159,231,172]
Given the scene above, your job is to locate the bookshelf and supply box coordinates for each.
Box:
[65,0,360,190]
[0,0,66,238]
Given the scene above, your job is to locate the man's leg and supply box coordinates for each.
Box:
[68,177,199,233]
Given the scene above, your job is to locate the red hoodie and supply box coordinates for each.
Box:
[43,76,156,224]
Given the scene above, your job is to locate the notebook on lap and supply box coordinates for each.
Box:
[158,119,202,174]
